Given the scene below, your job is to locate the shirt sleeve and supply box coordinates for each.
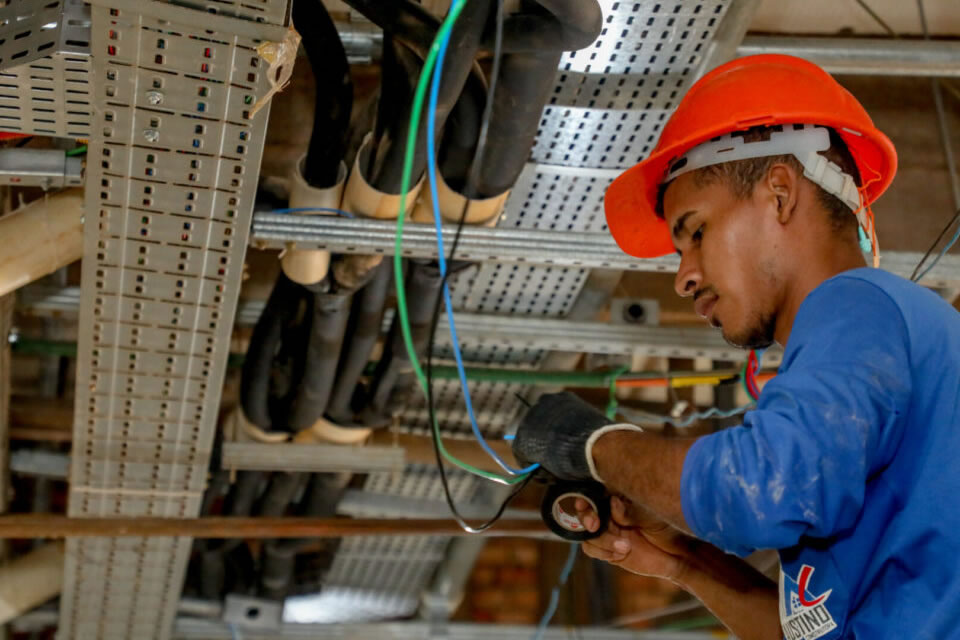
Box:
[680,276,912,556]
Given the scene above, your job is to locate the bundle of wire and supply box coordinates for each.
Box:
[389,0,773,525]
[423,0,535,479]
[613,351,761,428]
[382,0,540,534]
[742,349,762,402]
[911,206,960,283]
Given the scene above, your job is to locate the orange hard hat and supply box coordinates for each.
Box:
[603,54,898,259]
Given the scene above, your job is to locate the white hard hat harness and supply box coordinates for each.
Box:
[664,125,874,255]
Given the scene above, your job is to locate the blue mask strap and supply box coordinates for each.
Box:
[858,226,873,256]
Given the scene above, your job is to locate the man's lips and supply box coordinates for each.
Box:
[693,293,718,321]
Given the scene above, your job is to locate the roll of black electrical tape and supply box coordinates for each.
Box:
[540,481,609,542]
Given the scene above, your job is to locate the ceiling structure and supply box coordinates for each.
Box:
[0,0,957,639]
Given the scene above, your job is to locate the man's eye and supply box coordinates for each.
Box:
[692,225,704,242]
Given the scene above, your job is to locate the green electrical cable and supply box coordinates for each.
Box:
[65,145,87,157]
[658,615,722,631]
[391,0,526,486]
[9,337,752,389]
[11,338,77,358]
[429,365,657,387]
[605,365,630,420]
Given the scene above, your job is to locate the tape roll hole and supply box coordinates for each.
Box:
[552,492,596,533]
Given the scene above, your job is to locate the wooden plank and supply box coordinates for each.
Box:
[0,514,549,539]
[0,295,13,513]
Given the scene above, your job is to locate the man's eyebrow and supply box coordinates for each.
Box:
[671,211,696,240]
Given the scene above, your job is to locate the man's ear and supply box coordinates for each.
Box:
[765,163,799,224]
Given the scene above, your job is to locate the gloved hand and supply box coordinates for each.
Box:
[512,392,642,482]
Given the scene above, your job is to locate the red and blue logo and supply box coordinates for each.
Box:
[780,565,838,640]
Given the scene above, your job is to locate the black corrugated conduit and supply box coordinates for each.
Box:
[344,0,602,57]
[241,273,307,430]
[297,0,353,188]
[360,0,602,423]
[198,470,264,599]
[258,473,350,600]
[353,0,492,194]
[326,1,492,426]
[242,0,357,601]
[325,260,393,425]
[242,0,356,433]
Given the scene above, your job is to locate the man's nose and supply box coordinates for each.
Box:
[674,254,701,298]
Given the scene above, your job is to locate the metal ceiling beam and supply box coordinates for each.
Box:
[12,611,721,640]
[251,212,669,272]
[12,295,770,363]
[738,35,960,77]
[251,213,960,287]
[337,489,538,521]
[331,18,960,79]
[219,442,405,473]
[450,312,777,363]
[19,276,957,362]
[694,0,762,81]
[172,621,720,640]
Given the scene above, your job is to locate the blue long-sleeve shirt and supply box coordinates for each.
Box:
[681,268,960,639]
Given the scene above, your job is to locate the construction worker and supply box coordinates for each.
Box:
[512,55,960,639]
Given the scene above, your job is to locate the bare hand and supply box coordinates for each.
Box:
[576,495,691,581]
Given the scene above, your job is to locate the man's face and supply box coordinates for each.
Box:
[662,172,780,350]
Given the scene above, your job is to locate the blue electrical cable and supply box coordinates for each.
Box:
[271,206,354,218]
[533,543,579,640]
[427,3,538,476]
[916,221,960,282]
[618,404,753,429]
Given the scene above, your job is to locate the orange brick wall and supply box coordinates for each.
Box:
[462,539,541,625]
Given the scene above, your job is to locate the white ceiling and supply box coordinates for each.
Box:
[751,0,960,36]
[322,0,960,37]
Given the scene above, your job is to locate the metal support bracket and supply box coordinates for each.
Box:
[0,149,83,189]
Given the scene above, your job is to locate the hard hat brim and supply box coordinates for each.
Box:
[604,149,676,259]
[602,55,899,260]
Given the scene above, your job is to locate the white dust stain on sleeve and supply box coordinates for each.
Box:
[767,472,785,505]
[719,448,765,523]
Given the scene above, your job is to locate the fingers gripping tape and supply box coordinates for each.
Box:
[541,481,610,542]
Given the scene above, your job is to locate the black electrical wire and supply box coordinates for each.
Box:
[869,0,960,284]
[910,206,960,281]
[429,426,533,532]
[425,198,533,532]
[423,2,530,532]
[852,0,898,37]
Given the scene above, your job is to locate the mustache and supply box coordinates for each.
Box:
[693,286,717,301]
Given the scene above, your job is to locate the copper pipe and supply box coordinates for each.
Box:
[0,515,548,539]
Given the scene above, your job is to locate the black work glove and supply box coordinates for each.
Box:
[512,392,642,482]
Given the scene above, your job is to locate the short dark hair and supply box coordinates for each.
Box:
[655,125,862,237]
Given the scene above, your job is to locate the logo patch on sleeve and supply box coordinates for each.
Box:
[780,565,838,640]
